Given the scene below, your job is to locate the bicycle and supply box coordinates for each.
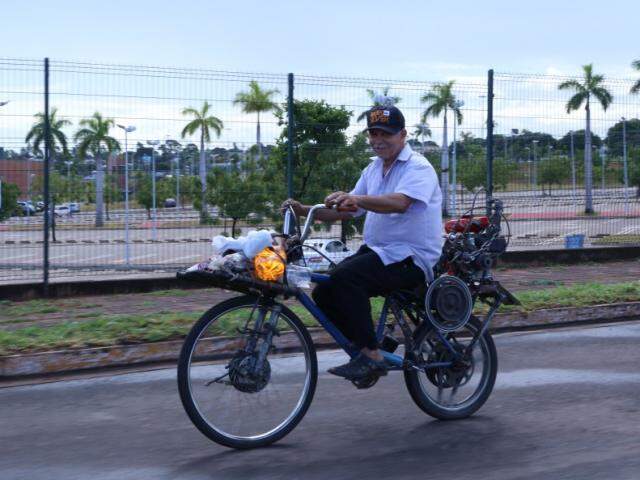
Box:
[176,199,518,449]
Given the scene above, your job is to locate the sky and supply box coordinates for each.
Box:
[3,0,638,80]
[0,0,639,148]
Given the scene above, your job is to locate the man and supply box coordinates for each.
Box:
[283,105,442,381]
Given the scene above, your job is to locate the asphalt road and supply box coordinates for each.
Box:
[2,321,640,480]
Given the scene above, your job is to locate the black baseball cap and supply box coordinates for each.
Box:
[365,106,405,134]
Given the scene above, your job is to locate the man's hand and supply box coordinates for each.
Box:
[324,191,359,212]
[280,198,306,216]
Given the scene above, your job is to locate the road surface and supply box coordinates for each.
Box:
[2,321,640,480]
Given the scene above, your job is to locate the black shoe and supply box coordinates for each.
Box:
[328,354,388,381]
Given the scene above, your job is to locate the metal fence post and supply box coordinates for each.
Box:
[486,69,494,215]
[287,73,295,199]
[43,58,51,295]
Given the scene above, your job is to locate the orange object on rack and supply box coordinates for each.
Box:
[253,247,287,282]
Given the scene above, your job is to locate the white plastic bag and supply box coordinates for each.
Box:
[211,229,273,259]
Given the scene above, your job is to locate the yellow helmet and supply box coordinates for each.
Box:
[253,247,286,282]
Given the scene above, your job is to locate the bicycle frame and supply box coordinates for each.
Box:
[279,203,458,372]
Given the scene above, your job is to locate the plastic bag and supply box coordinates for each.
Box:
[211,230,273,259]
[286,264,312,288]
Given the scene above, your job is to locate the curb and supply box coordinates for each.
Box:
[2,301,640,379]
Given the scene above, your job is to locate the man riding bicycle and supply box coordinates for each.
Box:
[283,105,442,381]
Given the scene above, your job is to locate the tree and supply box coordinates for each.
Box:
[631,60,640,94]
[74,112,120,226]
[265,100,370,242]
[356,87,401,122]
[25,108,71,158]
[458,157,511,194]
[0,181,20,221]
[134,172,173,219]
[558,64,612,213]
[557,129,602,154]
[208,160,267,237]
[181,101,223,223]
[420,81,463,216]
[604,118,640,156]
[538,156,570,196]
[412,123,432,155]
[233,80,280,147]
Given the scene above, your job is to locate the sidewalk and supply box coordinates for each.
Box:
[2,258,640,332]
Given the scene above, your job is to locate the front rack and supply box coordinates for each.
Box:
[177,269,299,297]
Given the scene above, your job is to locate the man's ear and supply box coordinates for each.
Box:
[400,129,407,139]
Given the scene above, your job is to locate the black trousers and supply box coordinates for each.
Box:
[312,245,425,350]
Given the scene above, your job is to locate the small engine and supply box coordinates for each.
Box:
[426,198,516,332]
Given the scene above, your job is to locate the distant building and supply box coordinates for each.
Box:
[0,158,44,199]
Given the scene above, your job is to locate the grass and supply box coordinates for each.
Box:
[2,281,640,356]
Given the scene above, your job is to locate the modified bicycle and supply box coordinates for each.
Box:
[176,198,518,449]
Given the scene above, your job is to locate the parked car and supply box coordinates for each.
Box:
[54,205,71,217]
[67,202,81,213]
[301,238,353,272]
[17,201,36,216]
[35,201,45,212]
[164,198,177,208]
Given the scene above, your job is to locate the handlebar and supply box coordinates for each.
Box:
[283,203,330,243]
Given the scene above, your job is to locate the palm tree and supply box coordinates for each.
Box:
[233,80,280,149]
[181,101,223,222]
[412,123,432,155]
[74,112,120,227]
[420,81,463,216]
[559,64,613,214]
[357,87,401,122]
[25,108,71,157]
[25,109,72,224]
[631,60,640,94]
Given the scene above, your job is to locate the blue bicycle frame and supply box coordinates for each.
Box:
[292,272,408,370]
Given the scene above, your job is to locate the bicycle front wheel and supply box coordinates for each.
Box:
[177,295,317,449]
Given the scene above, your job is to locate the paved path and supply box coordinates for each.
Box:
[2,322,640,480]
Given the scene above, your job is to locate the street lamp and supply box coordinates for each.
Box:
[524,147,531,185]
[147,139,160,241]
[64,160,73,200]
[622,117,629,214]
[599,144,607,193]
[569,130,576,203]
[532,140,539,191]
[0,101,8,210]
[117,124,136,267]
[451,100,464,215]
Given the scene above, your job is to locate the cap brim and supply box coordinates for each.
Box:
[363,125,402,134]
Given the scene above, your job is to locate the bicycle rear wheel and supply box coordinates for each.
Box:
[404,316,497,420]
[177,295,317,449]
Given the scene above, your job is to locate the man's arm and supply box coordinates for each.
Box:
[326,192,412,214]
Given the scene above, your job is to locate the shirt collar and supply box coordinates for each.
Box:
[370,143,413,163]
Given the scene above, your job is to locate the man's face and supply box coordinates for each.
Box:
[367,129,406,160]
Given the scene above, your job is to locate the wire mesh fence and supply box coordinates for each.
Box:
[492,71,640,250]
[1,58,640,285]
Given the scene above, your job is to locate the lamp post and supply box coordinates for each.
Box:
[622,117,629,214]
[147,139,159,240]
[0,101,8,211]
[451,100,464,216]
[524,146,531,185]
[532,140,539,191]
[570,130,576,203]
[64,160,73,200]
[599,144,607,193]
[117,124,136,267]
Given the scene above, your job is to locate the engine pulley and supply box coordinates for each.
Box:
[425,275,473,332]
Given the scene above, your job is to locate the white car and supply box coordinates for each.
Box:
[301,238,353,272]
[54,205,71,217]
